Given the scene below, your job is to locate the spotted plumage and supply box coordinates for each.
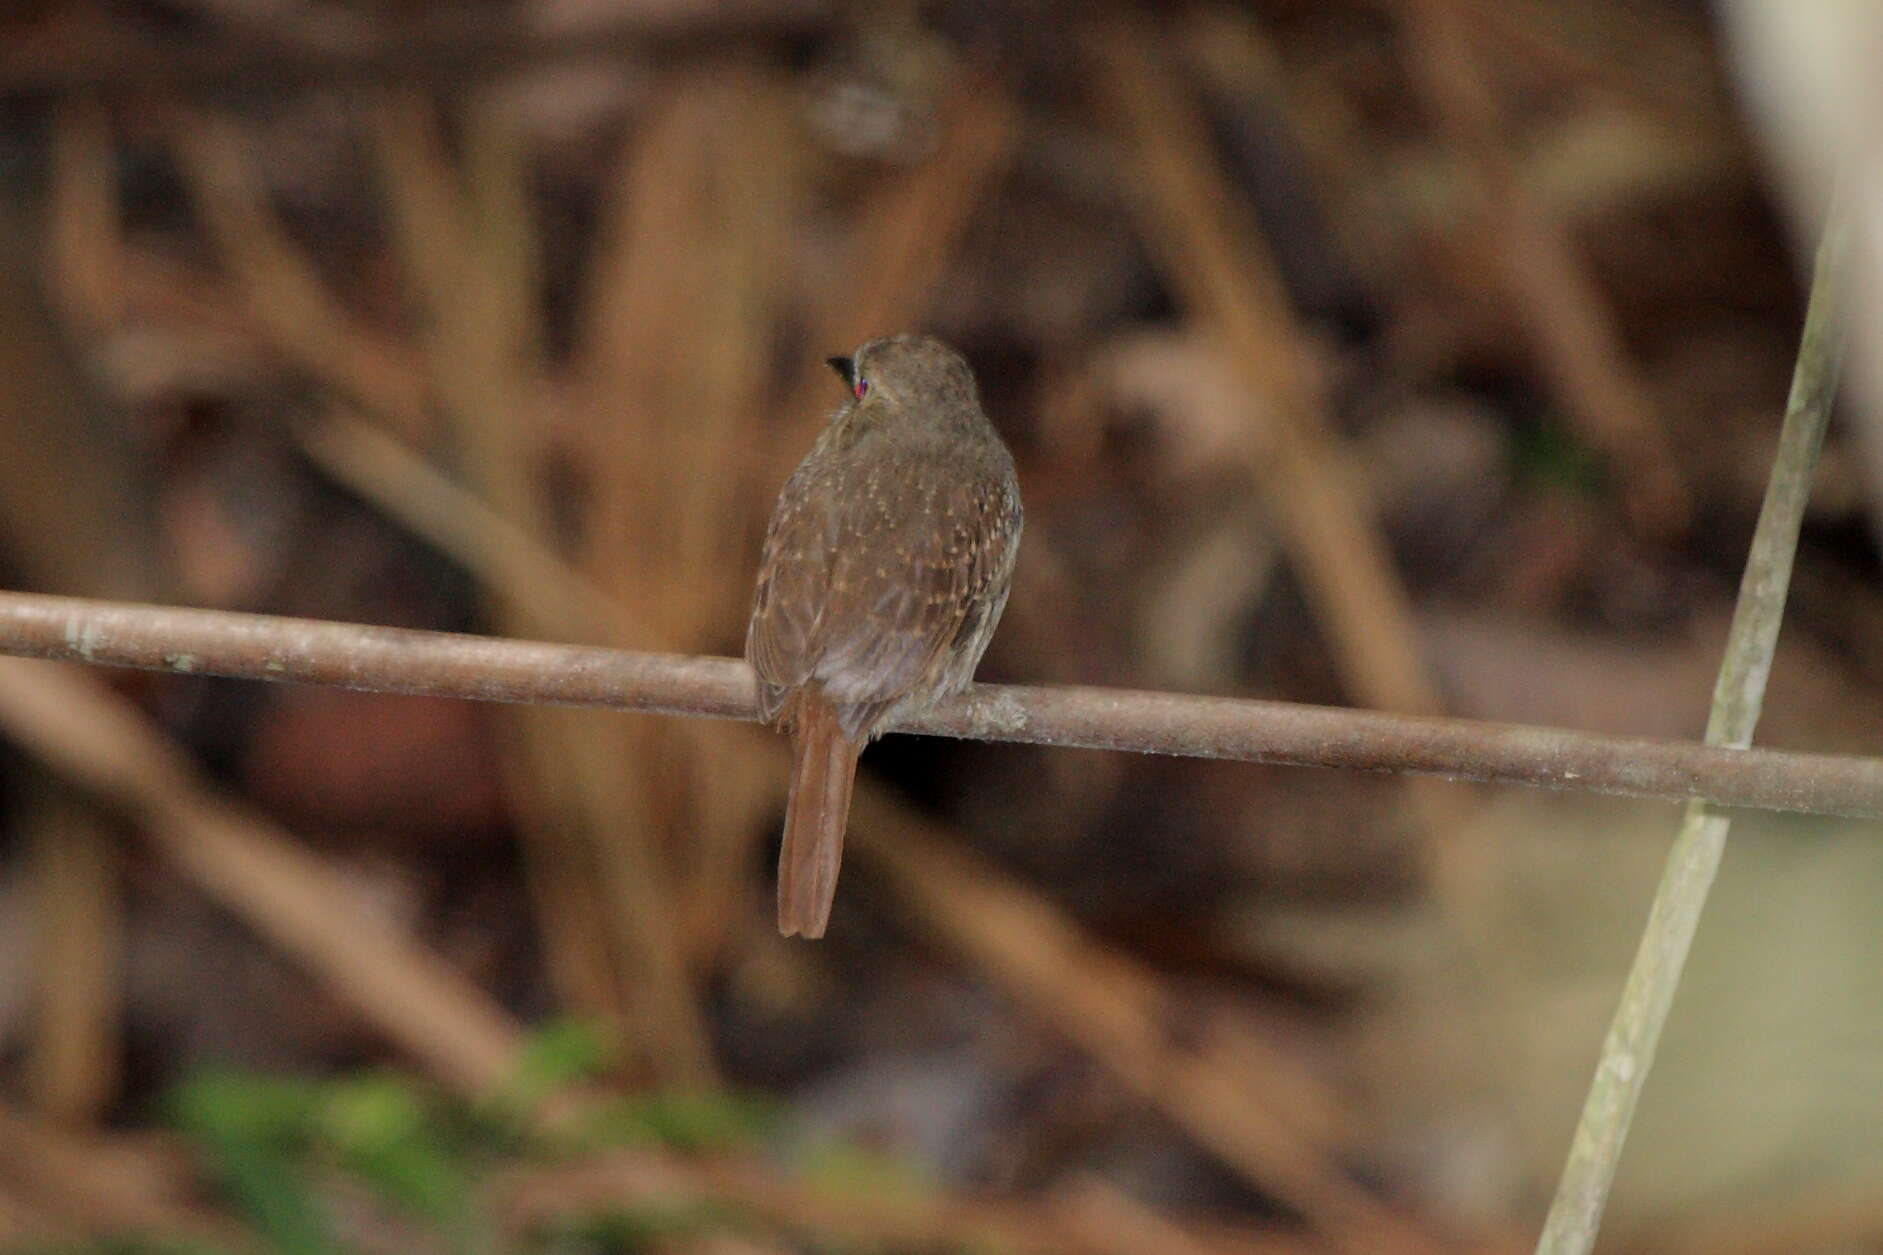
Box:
[747,334,1023,937]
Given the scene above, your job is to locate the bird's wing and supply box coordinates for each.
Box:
[746,460,837,723]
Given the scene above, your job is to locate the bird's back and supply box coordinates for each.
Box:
[748,419,1020,742]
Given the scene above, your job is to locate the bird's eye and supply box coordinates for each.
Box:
[853,377,870,400]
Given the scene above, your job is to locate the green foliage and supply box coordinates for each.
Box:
[168,1073,334,1255]
[525,1202,747,1255]
[145,1021,795,1255]
[320,1073,481,1251]
[499,1018,615,1113]
[576,1089,781,1153]
[798,1139,932,1201]
[1510,417,1606,497]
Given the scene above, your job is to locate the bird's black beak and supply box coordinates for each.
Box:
[826,356,855,388]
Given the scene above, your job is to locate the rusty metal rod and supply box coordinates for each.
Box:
[0,589,1878,820]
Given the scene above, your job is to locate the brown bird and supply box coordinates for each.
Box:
[747,334,1023,938]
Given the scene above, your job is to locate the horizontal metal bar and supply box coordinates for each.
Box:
[0,590,1879,819]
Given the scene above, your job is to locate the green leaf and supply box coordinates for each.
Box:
[167,1072,336,1255]
[580,1091,780,1152]
[319,1074,480,1254]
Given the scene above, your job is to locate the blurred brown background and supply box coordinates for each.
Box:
[1,2,1882,1253]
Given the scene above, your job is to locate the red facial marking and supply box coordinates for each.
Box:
[854,379,869,400]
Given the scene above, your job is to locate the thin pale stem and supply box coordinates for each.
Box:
[1535,192,1852,1254]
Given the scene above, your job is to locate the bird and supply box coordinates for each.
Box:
[747,334,1023,938]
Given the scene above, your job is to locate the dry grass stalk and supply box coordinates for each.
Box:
[0,198,154,601]
[168,110,431,437]
[1080,21,1489,906]
[1395,0,1687,535]
[1052,1174,1306,1255]
[862,812,1453,1255]
[368,86,713,1085]
[181,92,643,1050]
[365,89,620,1031]
[0,1100,251,1249]
[493,1146,1309,1255]
[298,412,620,628]
[571,68,796,963]
[1452,0,1718,126]
[45,101,123,332]
[17,104,146,1132]
[0,658,526,1097]
[575,71,789,633]
[771,76,1019,456]
[24,782,121,1126]
[1082,20,1537,1217]
[1083,21,1447,734]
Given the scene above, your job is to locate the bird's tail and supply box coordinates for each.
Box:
[778,692,859,938]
